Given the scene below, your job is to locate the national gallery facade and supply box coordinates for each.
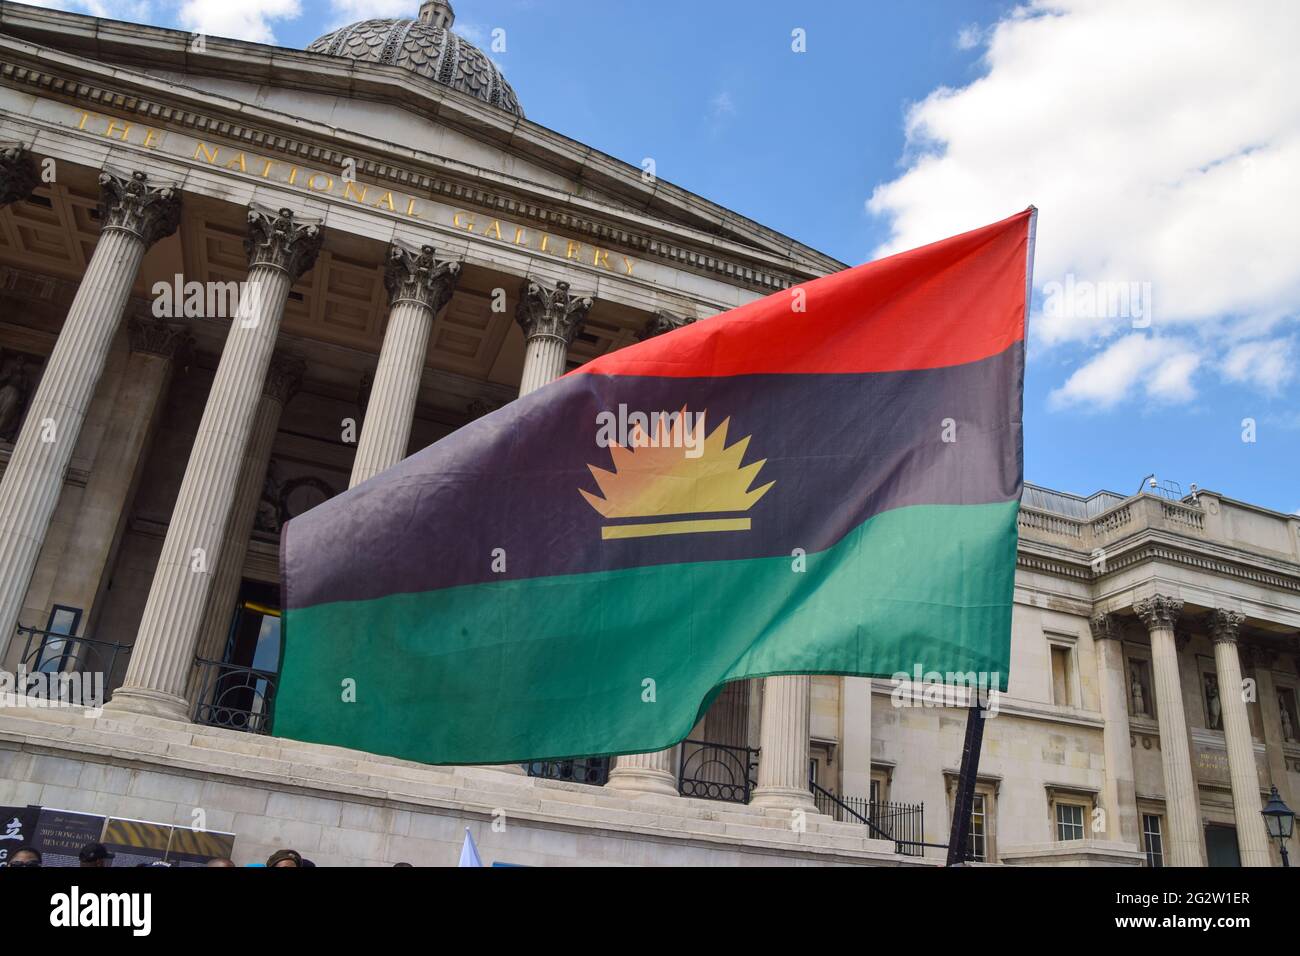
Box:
[0,1,1297,866]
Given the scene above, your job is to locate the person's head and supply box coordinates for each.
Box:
[79,842,115,867]
[7,846,41,867]
[205,857,237,868]
[266,849,302,868]
[392,862,414,868]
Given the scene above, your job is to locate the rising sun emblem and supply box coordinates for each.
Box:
[580,409,775,539]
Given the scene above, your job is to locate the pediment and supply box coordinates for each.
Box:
[0,4,845,285]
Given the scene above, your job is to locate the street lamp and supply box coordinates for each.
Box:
[1261,786,1295,867]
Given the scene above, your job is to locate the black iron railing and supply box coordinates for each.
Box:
[809,782,933,857]
[7,625,131,701]
[191,658,279,735]
[526,757,610,785]
[677,739,759,803]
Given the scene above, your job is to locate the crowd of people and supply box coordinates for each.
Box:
[3,843,415,867]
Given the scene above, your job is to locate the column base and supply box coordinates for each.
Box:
[750,785,818,812]
[606,766,679,797]
[103,686,191,722]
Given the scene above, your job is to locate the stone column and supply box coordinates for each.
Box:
[42,316,190,628]
[108,207,321,719]
[840,677,873,801]
[0,145,38,206]
[1135,594,1205,866]
[605,311,694,797]
[751,675,817,811]
[1090,612,1140,847]
[0,171,179,645]
[1206,609,1272,866]
[187,353,304,699]
[514,279,592,397]
[349,243,460,487]
[606,748,678,796]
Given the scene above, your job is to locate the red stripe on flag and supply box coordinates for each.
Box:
[575,209,1033,378]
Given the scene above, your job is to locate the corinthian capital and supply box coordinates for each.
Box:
[515,277,592,344]
[1089,612,1122,642]
[637,309,696,341]
[385,242,461,313]
[1134,594,1183,632]
[98,170,181,248]
[128,314,190,359]
[263,352,307,405]
[0,145,37,207]
[1205,608,1245,646]
[244,206,322,280]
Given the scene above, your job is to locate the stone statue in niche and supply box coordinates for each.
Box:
[1281,694,1295,742]
[1204,674,1222,730]
[0,352,34,442]
[1130,666,1146,716]
[255,461,283,534]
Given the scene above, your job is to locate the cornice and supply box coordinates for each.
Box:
[1016,518,1300,595]
[0,29,840,291]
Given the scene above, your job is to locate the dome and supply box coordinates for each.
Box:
[308,1,523,117]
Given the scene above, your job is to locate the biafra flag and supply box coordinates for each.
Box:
[276,209,1036,765]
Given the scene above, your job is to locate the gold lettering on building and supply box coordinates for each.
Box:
[307,173,334,193]
[483,220,504,241]
[226,153,248,173]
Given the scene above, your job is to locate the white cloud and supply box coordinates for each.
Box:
[177,0,301,43]
[1220,338,1296,395]
[324,0,415,32]
[22,0,303,43]
[1050,334,1201,410]
[956,24,984,50]
[867,0,1300,373]
[20,0,157,22]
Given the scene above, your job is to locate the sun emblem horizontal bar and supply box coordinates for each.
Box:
[601,517,752,540]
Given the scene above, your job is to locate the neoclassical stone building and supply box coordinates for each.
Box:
[0,1,1296,867]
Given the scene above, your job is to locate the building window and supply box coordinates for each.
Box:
[1055,802,1086,841]
[1142,813,1164,868]
[1050,644,1075,707]
[969,793,988,862]
[945,775,998,862]
[34,604,84,673]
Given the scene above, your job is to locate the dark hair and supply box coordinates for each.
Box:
[9,845,42,865]
[266,848,302,868]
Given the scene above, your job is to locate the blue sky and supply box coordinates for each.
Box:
[36,0,1300,513]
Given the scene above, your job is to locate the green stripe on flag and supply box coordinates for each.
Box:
[274,500,1017,765]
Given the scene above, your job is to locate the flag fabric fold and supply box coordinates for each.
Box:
[275,209,1036,766]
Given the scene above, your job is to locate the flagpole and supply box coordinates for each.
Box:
[942,206,1035,867]
[945,688,987,866]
